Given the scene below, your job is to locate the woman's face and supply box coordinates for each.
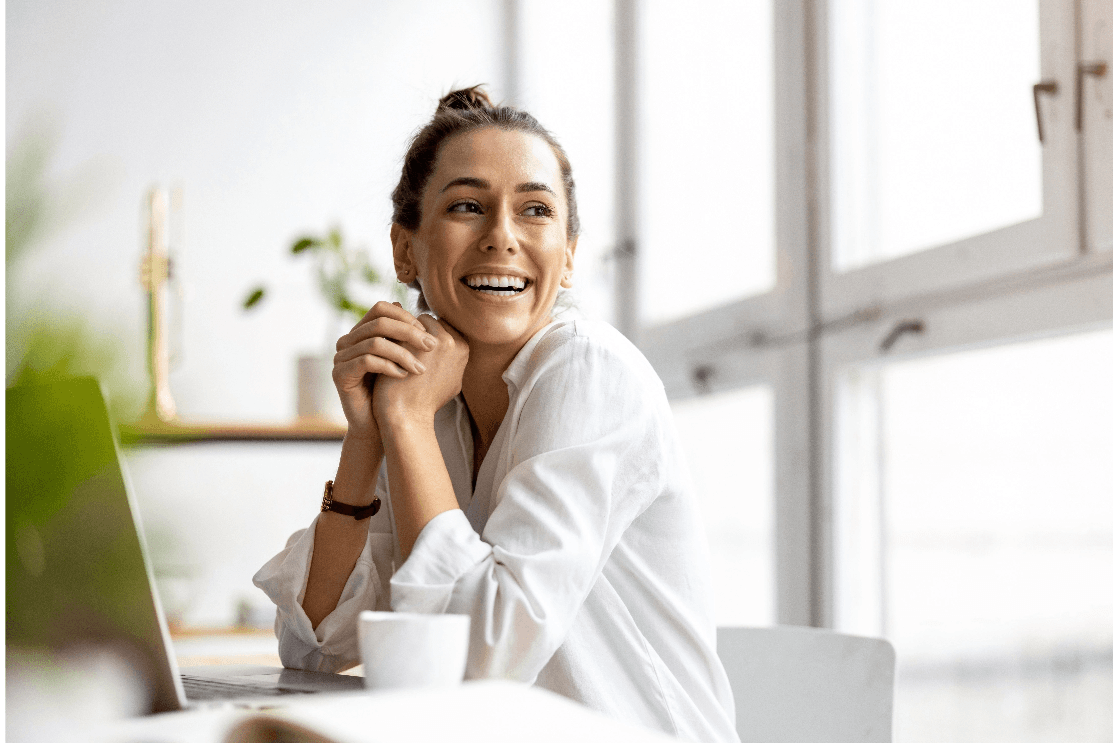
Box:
[394,127,577,351]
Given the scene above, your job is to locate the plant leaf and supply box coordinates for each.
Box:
[327,228,343,251]
[242,286,266,310]
[318,272,347,312]
[339,297,370,319]
[291,237,317,254]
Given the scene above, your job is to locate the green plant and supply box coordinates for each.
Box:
[243,227,405,321]
[6,124,145,423]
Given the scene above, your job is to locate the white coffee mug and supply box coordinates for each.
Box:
[358,610,471,691]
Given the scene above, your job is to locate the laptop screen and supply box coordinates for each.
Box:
[6,378,185,712]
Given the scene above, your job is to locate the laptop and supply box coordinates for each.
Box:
[5,378,364,712]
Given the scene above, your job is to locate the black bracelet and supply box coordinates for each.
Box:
[320,480,381,520]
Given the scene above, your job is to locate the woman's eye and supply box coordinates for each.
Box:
[522,204,554,218]
[448,200,483,214]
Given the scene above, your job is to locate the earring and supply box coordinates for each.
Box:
[398,266,415,282]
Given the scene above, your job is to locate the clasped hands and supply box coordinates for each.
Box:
[332,301,470,448]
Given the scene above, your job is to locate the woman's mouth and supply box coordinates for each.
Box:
[462,274,529,296]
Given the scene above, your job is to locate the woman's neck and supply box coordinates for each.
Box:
[460,342,515,452]
[460,321,553,473]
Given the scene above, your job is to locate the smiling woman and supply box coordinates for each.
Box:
[393,126,575,354]
[253,87,740,743]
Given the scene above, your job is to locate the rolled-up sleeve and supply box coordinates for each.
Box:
[390,329,665,683]
[253,485,396,673]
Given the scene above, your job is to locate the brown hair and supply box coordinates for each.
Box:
[391,85,580,238]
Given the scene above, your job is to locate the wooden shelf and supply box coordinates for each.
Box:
[119,417,346,444]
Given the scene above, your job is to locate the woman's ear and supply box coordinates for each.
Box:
[560,236,578,288]
[391,223,417,283]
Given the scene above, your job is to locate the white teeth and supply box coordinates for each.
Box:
[464,275,527,291]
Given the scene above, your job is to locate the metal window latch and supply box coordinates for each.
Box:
[1076,60,1109,131]
[1032,80,1059,144]
[691,364,714,394]
[879,320,925,353]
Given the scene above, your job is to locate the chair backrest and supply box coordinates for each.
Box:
[717,625,895,743]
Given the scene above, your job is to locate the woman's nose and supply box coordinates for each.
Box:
[480,208,519,254]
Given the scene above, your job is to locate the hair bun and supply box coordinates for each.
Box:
[437,85,496,114]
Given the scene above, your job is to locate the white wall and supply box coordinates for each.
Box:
[122,443,343,628]
[7,0,503,423]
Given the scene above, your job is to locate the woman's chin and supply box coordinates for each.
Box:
[426,293,553,352]
[457,316,547,351]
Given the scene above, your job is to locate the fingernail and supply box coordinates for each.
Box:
[415,361,427,373]
[423,336,437,350]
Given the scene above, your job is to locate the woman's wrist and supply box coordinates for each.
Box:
[374,397,437,439]
[330,432,386,508]
[342,426,383,453]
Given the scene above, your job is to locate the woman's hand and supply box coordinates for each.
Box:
[332,301,439,442]
[373,315,470,429]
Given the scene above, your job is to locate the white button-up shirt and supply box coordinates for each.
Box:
[254,319,739,743]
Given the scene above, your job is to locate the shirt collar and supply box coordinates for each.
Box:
[502,319,565,389]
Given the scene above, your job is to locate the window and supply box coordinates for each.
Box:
[820,0,1080,320]
[671,385,776,626]
[836,329,1113,741]
[828,0,1046,270]
[629,0,1113,740]
[640,0,777,324]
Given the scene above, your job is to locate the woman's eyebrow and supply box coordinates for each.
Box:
[440,176,489,193]
[516,181,556,195]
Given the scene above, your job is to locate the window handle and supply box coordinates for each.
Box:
[1076,60,1109,131]
[1032,80,1059,144]
[879,319,925,352]
[691,364,714,394]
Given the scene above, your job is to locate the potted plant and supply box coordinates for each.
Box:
[243,227,405,422]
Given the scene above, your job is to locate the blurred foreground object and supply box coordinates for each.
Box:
[6,647,148,743]
[5,125,145,421]
[6,379,183,714]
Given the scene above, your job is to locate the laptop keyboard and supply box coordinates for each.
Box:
[181,674,314,700]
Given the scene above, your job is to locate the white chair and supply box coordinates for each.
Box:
[717,625,896,743]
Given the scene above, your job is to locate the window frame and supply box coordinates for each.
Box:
[821,261,1113,631]
[636,0,816,625]
[814,0,1081,324]
[1081,0,1113,254]
[629,0,1113,631]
